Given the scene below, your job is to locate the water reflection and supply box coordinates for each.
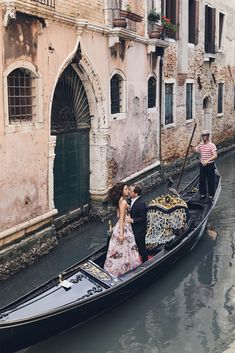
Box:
[10,151,235,353]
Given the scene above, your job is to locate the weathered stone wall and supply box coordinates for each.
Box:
[108,42,160,182]
[161,0,235,163]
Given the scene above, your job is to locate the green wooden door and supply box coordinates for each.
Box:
[51,65,90,214]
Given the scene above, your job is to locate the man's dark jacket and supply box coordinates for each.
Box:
[130,197,148,261]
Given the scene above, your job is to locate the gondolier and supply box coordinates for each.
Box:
[191,130,217,201]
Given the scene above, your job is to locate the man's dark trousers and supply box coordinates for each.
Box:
[199,162,215,197]
[130,197,148,262]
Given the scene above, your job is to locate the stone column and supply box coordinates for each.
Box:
[90,131,109,201]
[48,135,57,210]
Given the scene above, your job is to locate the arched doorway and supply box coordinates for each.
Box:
[202,96,212,132]
[51,64,90,215]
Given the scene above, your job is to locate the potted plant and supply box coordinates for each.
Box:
[113,17,127,28]
[120,4,143,22]
[125,3,132,12]
[147,9,162,39]
[161,16,178,38]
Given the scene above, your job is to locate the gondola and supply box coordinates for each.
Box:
[0,169,221,353]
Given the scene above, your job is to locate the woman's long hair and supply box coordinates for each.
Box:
[108,182,126,208]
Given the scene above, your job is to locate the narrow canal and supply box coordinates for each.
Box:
[0,150,234,353]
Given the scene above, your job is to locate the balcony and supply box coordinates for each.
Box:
[34,0,55,8]
[109,7,143,32]
[1,0,56,27]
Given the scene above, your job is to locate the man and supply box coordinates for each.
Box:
[125,184,148,262]
[191,130,217,201]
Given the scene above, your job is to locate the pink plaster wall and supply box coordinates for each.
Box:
[0,16,79,231]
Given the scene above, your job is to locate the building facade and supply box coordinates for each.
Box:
[0,0,234,251]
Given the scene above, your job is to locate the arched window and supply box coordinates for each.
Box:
[110,74,122,114]
[148,76,156,108]
[7,68,36,124]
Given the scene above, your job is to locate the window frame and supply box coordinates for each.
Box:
[164,79,176,127]
[4,61,43,133]
[217,81,224,116]
[110,70,126,120]
[147,75,157,109]
[218,11,225,52]
[204,4,216,54]
[188,0,199,45]
[163,0,179,40]
[185,80,195,122]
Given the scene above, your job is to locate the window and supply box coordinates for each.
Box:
[205,5,216,54]
[110,74,122,114]
[7,68,35,124]
[217,83,224,114]
[188,0,199,44]
[186,83,194,120]
[218,12,225,51]
[164,0,179,39]
[165,83,174,125]
[148,76,157,108]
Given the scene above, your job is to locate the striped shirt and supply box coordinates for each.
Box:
[195,142,217,164]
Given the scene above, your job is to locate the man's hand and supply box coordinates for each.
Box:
[190,144,196,152]
[125,215,133,223]
[202,160,209,166]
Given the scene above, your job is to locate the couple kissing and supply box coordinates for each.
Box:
[104,183,148,277]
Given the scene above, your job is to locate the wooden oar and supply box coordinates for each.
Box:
[176,123,197,190]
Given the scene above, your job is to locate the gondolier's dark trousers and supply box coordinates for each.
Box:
[199,162,215,197]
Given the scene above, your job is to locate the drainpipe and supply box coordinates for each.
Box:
[156,47,164,164]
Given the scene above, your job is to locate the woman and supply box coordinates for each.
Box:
[104,183,141,276]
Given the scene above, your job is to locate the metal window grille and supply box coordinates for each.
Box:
[218,83,224,114]
[186,83,193,120]
[111,74,121,114]
[148,77,156,108]
[34,0,55,7]
[165,83,174,125]
[8,69,35,124]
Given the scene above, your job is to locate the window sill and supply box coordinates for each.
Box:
[165,37,176,43]
[217,113,224,118]
[110,112,126,121]
[163,122,176,129]
[186,118,194,124]
[5,122,43,133]
[147,107,157,112]
[204,53,216,61]
[188,43,195,48]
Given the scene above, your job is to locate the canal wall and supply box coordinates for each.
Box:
[0,141,234,280]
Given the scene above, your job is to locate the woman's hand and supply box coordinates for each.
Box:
[119,231,125,242]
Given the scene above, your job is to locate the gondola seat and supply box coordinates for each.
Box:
[146,194,191,252]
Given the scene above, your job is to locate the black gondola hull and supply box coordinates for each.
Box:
[0,172,221,353]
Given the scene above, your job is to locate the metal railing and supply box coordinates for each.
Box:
[34,0,55,8]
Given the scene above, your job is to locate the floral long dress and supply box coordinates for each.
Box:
[104,220,141,277]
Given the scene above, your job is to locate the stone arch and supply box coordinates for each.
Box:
[48,43,109,214]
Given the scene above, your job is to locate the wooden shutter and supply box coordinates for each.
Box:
[194,0,199,45]
[211,7,216,53]
[204,5,209,52]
